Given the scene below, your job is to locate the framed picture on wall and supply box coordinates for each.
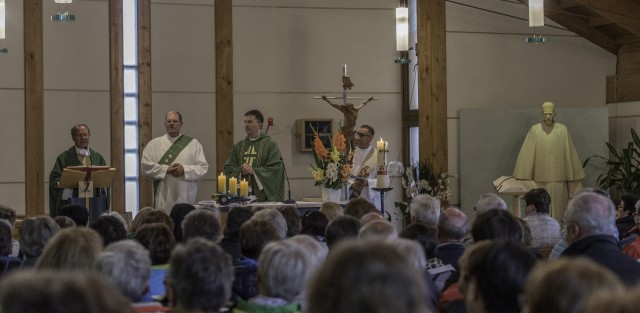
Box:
[297,119,333,152]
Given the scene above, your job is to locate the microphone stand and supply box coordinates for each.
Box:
[281,157,296,204]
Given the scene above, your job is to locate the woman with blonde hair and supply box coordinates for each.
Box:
[35,227,102,271]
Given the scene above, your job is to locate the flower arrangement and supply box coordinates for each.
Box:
[309,130,352,189]
[395,159,455,220]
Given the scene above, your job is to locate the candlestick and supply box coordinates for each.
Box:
[217,172,227,193]
[240,179,249,197]
[342,64,347,76]
[228,177,237,196]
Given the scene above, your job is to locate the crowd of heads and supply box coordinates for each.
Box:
[2,186,640,313]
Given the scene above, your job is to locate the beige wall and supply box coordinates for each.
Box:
[1,0,635,218]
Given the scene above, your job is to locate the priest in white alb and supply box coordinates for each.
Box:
[349,125,380,208]
[141,111,209,213]
[513,102,585,221]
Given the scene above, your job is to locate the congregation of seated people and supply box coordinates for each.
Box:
[4,188,640,313]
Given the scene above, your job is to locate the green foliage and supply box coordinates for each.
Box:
[584,128,640,199]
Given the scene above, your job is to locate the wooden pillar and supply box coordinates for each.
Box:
[215,0,234,174]
[138,0,153,209]
[24,0,44,216]
[417,0,447,171]
[109,0,125,213]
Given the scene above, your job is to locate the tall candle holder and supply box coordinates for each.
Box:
[372,187,393,221]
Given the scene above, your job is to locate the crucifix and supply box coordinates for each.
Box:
[314,64,379,149]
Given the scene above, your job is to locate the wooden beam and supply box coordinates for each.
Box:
[557,0,582,9]
[574,0,640,38]
[417,0,448,172]
[109,0,125,213]
[606,74,640,103]
[138,0,153,209]
[24,0,44,216]
[617,34,640,44]
[215,0,233,175]
[516,0,618,54]
[588,16,614,27]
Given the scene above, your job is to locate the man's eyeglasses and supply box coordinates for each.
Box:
[165,120,180,125]
[354,131,370,137]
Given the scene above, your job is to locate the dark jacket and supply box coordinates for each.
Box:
[616,215,635,241]
[562,234,640,286]
[435,243,465,271]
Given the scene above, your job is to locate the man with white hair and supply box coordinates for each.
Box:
[561,192,640,286]
[473,193,506,214]
[409,194,441,227]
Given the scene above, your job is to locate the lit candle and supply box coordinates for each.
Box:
[217,172,227,193]
[377,138,385,151]
[228,177,238,196]
[240,179,249,197]
[342,64,347,76]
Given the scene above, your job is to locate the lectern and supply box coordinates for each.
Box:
[58,166,115,224]
[493,176,537,217]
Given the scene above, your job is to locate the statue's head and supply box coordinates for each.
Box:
[541,102,555,126]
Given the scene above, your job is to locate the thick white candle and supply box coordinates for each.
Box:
[342,64,347,76]
[228,177,237,196]
[217,172,226,193]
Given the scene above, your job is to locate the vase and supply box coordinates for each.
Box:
[321,187,342,202]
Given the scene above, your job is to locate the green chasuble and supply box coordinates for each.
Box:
[224,132,285,202]
[48,146,108,217]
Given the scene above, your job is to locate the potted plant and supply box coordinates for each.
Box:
[583,128,640,200]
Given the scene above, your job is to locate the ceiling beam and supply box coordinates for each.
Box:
[574,0,640,38]
[617,34,640,44]
[557,0,582,9]
[516,0,618,54]
[588,16,614,27]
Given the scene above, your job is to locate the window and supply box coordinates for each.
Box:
[123,0,138,216]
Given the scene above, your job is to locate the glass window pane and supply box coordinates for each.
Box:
[123,0,137,66]
[125,181,139,216]
[125,153,138,177]
[410,127,419,164]
[124,97,137,122]
[124,125,138,150]
[409,0,418,111]
[124,69,137,94]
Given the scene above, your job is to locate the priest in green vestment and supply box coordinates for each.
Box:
[513,102,585,221]
[224,110,285,202]
[49,124,107,217]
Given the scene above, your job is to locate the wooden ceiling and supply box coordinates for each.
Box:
[516,0,640,55]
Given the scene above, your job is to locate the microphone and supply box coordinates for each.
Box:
[280,157,296,204]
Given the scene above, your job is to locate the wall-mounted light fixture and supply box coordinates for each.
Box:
[396,7,409,51]
[51,0,76,22]
[526,0,547,43]
[0,0,6,53]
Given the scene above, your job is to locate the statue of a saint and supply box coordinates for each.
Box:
[513,102,585,221]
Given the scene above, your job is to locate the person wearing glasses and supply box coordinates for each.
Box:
[141,111,209,213]
[49,124,108,217]
[224,109,285,202]
[349,125,379,207]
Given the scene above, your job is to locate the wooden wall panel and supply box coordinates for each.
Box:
[109,0,125,213]
[215,0,233,175]
[24,0,44,216]
[138,0,153,209]
[417,0,448,171]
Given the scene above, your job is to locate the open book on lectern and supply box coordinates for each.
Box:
[58,166,115,189]
[493,176,537,194]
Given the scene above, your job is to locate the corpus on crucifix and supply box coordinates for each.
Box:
[314,64,378,149]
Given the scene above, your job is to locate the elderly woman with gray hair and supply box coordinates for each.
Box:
[232,241,310,313]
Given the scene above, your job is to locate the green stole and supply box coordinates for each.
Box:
[152,135,194,198]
